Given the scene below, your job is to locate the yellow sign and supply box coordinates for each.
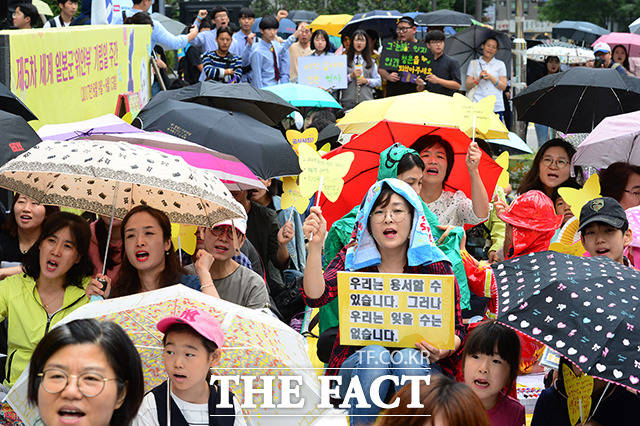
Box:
[298,143,354,203]
[3,25,151,128]
[562,363,594,425]
[337,272,455,350]
[285,128,318,154]
[171,223,197,256]
[495,151,510,190]
[451,93,507,139]
[558,173,601,218]
[281,176,310,214]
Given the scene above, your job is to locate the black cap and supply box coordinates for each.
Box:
[398,16,415,27]
[578,197,628,232]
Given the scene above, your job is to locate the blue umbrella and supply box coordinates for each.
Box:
[552,20,610,46]
[252,17,297,37]
[339,10,402,39]
[263,83,342,109]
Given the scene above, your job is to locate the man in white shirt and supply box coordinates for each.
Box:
[43,0,77,28]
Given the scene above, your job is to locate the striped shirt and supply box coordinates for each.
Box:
[201,51,243,83]
[301,248,465,377]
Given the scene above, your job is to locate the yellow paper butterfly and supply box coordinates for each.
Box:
[286,128,319,154]
[562,363,594,426]
[317,143,331,156]
[495,151,510,190]
[170,223,197,255]
[558,174,601,218]
[549,216,586,256]
[298,143,354,203]
[451,93,508,139]
[281,176,311,214]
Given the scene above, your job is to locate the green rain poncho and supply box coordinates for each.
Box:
[319,143,470,333]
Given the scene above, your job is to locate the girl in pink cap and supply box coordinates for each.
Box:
[133,308,246,426]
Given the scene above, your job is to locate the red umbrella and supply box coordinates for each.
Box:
[320,120,503,229]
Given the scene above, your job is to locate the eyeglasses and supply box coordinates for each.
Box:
[396,26,412,33]
[624,189,640,198]
[541,157,570,169]
[208,226,242,239]
[370,208,409,224]
[38,368,119,398]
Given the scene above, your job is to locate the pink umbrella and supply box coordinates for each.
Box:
[37,114,143,141]
[592,32,640,57]
[572,110,640,169]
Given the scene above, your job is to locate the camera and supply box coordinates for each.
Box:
[593,57,606,68]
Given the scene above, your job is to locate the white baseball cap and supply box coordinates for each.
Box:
[213,218,247,235]
[593,42,611,54]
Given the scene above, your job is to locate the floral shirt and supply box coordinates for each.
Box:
[427,190,489,227]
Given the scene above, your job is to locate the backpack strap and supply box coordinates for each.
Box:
[47,17,57,27]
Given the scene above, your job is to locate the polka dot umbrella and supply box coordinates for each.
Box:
[492,251,640,392]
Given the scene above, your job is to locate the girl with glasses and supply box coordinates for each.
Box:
[302,178,464,425]
[28,319,144,426]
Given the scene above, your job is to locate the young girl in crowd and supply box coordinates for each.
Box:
[134,308,245,425]
[0,194,59,279]
[89,216,123,282]
[517,138,582,197]
[303,178,464,425]
[310,29,332,56]
[462,320,525,426]
[411,135,490,228]
[612,44,632,74]
[112,205,213,297]
[0,212,107,387]
[341,29,381,109]
[376,375,490,426]
[28,318,144,426]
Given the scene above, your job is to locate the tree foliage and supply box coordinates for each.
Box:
[538,0,640,28]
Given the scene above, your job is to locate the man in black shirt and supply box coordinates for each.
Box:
[420,30,461,96]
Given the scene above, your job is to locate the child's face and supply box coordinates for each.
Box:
[581,222,632,264]
[163,330,218,393]
[554,196,573,226]
[463,351,511,408]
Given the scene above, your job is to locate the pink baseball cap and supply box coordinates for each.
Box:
[157,308,225,349]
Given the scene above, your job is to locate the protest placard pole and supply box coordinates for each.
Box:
[308,176,324,242]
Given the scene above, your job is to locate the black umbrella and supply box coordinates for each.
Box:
[415,10,474,27]
[133,99,301,179]
[0,82,37,122]
[513,67,640,133]
[493,251,640,392]
[317,124,341,150]
[149,81,297,127]
[289,10,318,24]
[340,10,403,39]
[0,110,41,166]
[444,26,512,87]
[552,20,609,47]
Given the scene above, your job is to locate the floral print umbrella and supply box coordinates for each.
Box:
[0,139,246,227]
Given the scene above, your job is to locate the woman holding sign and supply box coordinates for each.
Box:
[302,178,464,425]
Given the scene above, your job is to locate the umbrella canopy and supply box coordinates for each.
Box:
[0,111,41,166]
[630,17,640,34]
[32,0,52,15]
[0,139,246,226]
[339,10,403,39]
[487,131,533,155]
[37,113,143,141]
[289,10,319,23]
[493,251,640,392]
[415,9,474,27]
[262,83,342,108]
[149,81,297,126]
[552,20,610,46]
[444,26,512,88]
[592,32,640,57]
[252,17,297,37]
[310,14,353,37]
[336,91,509,140]
[150,12,186,36]
[513,67,640,133]
[0,82,37,122]
[320,120,503,228]
[317,123,342,149]
[86,132,266,191]
[6,285,345,425]
[134,99,300,179]
[572,110,640,169]
[526,40,595,64]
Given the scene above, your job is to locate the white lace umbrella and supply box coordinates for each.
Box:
[0,139,246,227]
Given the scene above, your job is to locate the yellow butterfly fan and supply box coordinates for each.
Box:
[281,176,311,214]
[170,223,197,256]
[549,216,586,256]
[451,93,508,139]
[562,363,594,426]
[286,128,319,154]
[558,174,601,218]
[495,151,510,191]
[298,143,354,202]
